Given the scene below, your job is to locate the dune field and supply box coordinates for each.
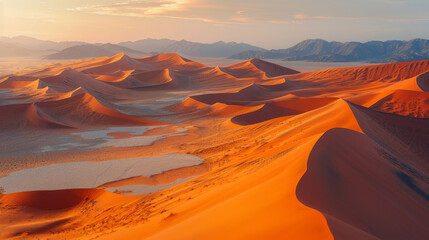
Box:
[0,53,428,239]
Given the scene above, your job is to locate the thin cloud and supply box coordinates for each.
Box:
[68,0,211,22]
[293,14,429,22]
[68,0,259,24]
[294,14,363,20]
[232,17,250,23]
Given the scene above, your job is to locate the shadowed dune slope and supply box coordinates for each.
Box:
[416,70,429,91]
[297,127,429,240]
[0,189,110,210]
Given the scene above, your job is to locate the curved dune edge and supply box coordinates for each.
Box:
[296,128,429,240]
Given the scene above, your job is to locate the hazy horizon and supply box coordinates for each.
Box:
[1,0,429,49]
[2,35,429,52]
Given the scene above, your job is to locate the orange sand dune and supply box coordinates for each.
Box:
[0,103,71,129]
[104,69,173,88]
[221,58,300,79]
[138,53,205,70]
[346,70,429,109]
[232,97,338,125]
[34,93,161,128]
[166,97,210,112]
[0,93,160,129]
[0,55,428,240]
[289,59,429,86]
[370,89,429,117]
[91,70,135,82]
[0,79,42,90]
[38,68,143,100]
[79,53,151,75]
[0,79,39,89]
[191,81,298,105]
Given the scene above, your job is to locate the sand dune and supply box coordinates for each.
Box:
[0,93,159,129]
[191,82,293,105]
[0,103,70,129]
[35,93,160,128]
[370,89,429,117]
[232,97,338,125]
[0,53,428,240]
[80,53,150,75]
[289,59,429,86]
[221,58,300,79]
[103,69,173,88]
[138,53,204,70]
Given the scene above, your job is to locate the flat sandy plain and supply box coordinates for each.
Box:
[0,54,428,239]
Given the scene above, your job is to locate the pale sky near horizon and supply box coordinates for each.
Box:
[0,0,428,49]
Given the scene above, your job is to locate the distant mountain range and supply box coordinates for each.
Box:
[0,36,86,51]
[1,36,429,62]
[45,43,146,59]
[0,36,265,59]
[229,39,429,63]
[118,39,266,58]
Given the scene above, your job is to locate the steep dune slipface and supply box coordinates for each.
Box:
[297,128,429,240]
[416,70,429,91]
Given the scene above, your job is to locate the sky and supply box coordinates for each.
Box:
[0,0,429,49]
